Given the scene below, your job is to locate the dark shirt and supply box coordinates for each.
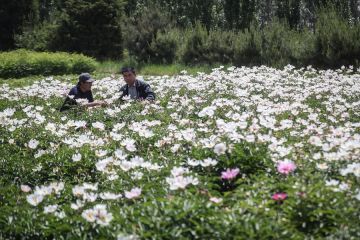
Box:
[60,86,94,112]
[119,79,155,101]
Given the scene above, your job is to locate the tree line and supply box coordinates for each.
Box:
[1,0,359,68]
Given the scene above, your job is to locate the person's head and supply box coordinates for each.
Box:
[121,67,136,86]
[78,73,94,92]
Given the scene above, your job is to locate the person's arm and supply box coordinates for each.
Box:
[82,100,107,108]
[118,85,128,101]
[143,83,155,101]
[59,89,77,112]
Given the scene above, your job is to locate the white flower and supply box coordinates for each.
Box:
[355,191,360,201]
[325,179,339,187]
[76,98,89,105]
[198,106,216,117]
[82,204,113,226]
[100,192,122,200]
[72,186,85,197]
[94,205,113,226]
[92,121,105,131]
[82,209,96,223]
[21,185,32,193]
[83,192,98,202]
[114,149,127,160]
[201,158,218,167]
[209,197,222,203]
[108,174,119,180]
[117,233,139,240]
[95,149,108,157]
[50,182,64,194]
[131,171,143,180]
[26,193,44,206]
[308,136,322,147]
[171,144,181,153]
[44,204,58,213]
[214,143,226,155]
[71,200,85,210]
[124,187,142,199]
[166,175,199,190]
[54,211,66,219]
[316,163,329,170]
[124,139,136,152]
[28,139,39,149]
[72,153,82,162]
[171,167,188,177]
[73,120,87,129]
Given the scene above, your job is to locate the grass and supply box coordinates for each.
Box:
[96,60,225,75]
[0,59,225,87]
[0,75,76,88]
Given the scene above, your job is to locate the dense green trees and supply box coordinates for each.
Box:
[0,1,34,50]
[1,0,360,68]
[52,0,124,59]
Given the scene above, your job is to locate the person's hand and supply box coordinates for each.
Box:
[99,100,108,107]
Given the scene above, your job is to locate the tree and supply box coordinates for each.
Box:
[0,0,34,50]
[275,0,300,29]
[51,0,124,59]
[224,0,241,29]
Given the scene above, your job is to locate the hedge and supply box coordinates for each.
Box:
[0,50,97,78]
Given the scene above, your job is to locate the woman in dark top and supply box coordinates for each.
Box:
[60,73,106,112]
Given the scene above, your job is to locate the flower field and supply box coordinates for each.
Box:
[1,65,360,239]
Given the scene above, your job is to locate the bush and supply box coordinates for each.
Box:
[123,4,174,63]
[260,19,294,68]
[314,6,360,68]
[205,30,236,64]
[14,21,59,52]
[51,0,124,60]
[181,23,209,65]
[233,23,262,66]
[287,29,317,67]
[181,23,236,65]
[0,50,97,78]
[150,30,179,64]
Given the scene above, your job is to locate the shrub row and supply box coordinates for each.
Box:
[124,7,360,69]
[0,50,97,78]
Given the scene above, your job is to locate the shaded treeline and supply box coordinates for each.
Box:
[1,0,360,68]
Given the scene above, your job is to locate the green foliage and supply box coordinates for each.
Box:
[51,0,124,59]
[123,4,174,63]
[149,31,179,64]
[0,50,97,78]
[233,23,262,66]
[181,23,209,65]
[261,19,294,68]
[1,67,360,238]
[15,21,59,52]
[181,23,235,65]
[314,6,360,68]
[3,0,360,67]
[0,1,34,50]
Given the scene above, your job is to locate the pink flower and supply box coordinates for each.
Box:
[277,160,297,175]
[271,192,287,201]
[221,168,240,180]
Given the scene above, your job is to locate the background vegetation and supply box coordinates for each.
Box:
[1,0,360,70]
[0,50,97,78]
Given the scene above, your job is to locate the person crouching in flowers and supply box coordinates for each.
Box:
[119,67,155,102]
[60,73,107,111]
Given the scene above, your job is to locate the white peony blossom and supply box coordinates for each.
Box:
[28,139,39,149]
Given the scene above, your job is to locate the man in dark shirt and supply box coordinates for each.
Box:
[60,73,106,111]
[119,67,155,101]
